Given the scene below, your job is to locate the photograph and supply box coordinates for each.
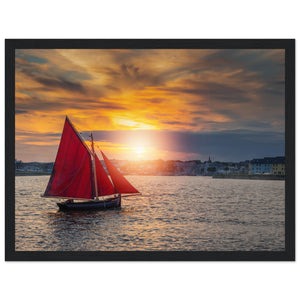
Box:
[6,40,295,260]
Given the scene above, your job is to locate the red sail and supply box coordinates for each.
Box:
[95,154,115,196]
[43,117,94,199]
[101,151,139,194]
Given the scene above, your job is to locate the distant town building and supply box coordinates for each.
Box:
[271,157,285,175]
[249,156,285,175]
[15,159,23,169]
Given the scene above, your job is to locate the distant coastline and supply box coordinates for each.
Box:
[16,171,285,180]
[15,171,51,176]
[15,158,285,180]
[213,174,285,180]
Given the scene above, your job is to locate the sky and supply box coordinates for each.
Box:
[15,49,285,162]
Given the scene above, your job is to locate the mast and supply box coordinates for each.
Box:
[90,132,99,200]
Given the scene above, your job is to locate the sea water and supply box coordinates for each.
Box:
[15,176,285,251]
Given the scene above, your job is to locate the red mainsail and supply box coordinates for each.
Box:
[101,151,139,194]
[95,154,115,196]
[43,117,94,199]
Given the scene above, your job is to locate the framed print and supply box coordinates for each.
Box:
[5,39,295,261]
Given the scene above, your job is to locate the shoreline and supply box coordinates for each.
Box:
[15,172,52,176]
[213,174,285,180]
[15,172,285,180]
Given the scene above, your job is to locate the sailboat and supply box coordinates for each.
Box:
[42,116,140,211]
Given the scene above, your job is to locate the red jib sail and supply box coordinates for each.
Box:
[94,154,115,196]
[101,151,139,194]
[43,117,94,199]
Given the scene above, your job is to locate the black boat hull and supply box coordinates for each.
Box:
[57,195,121,211]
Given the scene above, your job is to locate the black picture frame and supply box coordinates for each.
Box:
[5,39,295,261]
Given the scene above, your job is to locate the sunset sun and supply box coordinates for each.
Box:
[134,146,145,158]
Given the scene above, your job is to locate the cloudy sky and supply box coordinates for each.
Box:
[15,49,285,162]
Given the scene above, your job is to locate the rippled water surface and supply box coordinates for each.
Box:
[15,176,285,251]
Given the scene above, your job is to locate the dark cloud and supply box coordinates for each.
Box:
[15,109,28,114]
[204,50,284,76]
[16,96,126,113]
[104,85,120,91]
[143,98,165,104]
[34,76,85,93]
[100,63,164,91]
[16,55,91,94]
[161,120,198,127]
[16,131,61,138]
[189,50,285,105]
[160,81,250,104]
[16,53,48,64]
[91,129,284,162]
[64,70,93,81]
